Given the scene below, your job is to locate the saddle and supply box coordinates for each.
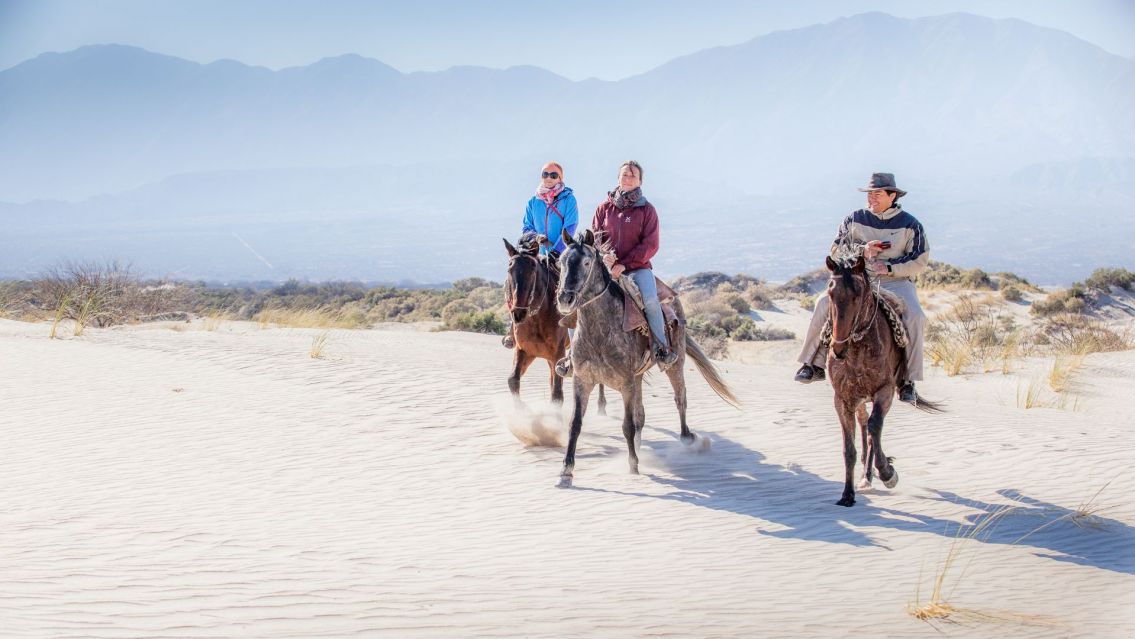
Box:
[819,286,909,350]
[618,275,683,341]
[557,275,682,337]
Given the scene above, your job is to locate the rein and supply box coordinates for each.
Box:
[506,253,545,316]
[561,245,612,312]
[830,274,882,346]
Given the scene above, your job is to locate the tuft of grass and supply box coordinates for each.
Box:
[909,505,1064,627]
[309,331,330,359]
[1047,354,1084,393]
[254,307,362,329]
[203,312,226,331]
[49,294,71,339]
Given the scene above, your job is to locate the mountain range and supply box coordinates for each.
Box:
[1,12,1132,284]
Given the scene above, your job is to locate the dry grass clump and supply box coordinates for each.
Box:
[909,504,1062,627]
[927,295,1023,376]
[252,307,364,329]
[309,331,330,358]
[1034,314,1132,355]
[916,261,996,291]
[1083,267,1135,292]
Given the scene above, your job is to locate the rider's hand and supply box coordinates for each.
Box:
[610,264,626,278]
[536,234,550,246]
[602,253,617,268]
[864,240,888,260]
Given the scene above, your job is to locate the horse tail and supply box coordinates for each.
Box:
[684,334,741,408]
[912,395,945,413]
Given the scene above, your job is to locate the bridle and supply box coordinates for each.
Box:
[559,244,609,313]
[506,253,544,317]
[830,270,881,348]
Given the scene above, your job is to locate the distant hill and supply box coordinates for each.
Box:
[0,12,1132,284]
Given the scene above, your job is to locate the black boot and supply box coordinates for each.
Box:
[899,381,918,404]
[656,346,679,370]
[795,364,825,384]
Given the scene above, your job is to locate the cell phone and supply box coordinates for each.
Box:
[878,241,892,249]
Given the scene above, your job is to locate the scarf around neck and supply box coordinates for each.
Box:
[609,186,643,209]
[536,182,565,205]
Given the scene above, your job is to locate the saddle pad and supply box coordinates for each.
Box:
[620,275,681,336]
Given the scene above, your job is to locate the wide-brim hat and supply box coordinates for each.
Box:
[857,172,907,197]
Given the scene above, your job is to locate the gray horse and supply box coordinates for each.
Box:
[554,229,739,487]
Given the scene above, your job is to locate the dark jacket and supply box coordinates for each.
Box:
[591,195,659,272]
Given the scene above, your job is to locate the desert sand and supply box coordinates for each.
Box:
[1,314,1133,638]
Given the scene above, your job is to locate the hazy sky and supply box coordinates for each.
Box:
[1,0,1133,79]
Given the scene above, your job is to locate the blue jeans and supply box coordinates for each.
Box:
[629,268,669,351]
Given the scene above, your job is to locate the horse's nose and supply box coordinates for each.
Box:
[558,292,576,308]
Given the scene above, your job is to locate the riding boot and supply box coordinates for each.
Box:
[899,381,917,404]
[795,364,825,383]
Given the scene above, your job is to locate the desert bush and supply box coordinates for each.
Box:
[731,319,795,341]
[926,295,1021,375]
[776,268,828,296]
[1038,314,1131,354]
[1031,285,1088,317]
[1000,285,1023,302]
[446,310,507,334]
[1083,267,1135,292]
[725,294,750,314]
[916,261,995,290]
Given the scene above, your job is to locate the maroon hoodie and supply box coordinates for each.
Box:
[591,195,659,271]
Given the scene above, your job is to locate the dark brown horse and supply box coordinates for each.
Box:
[825,254,941,507]
[503,237,607,412]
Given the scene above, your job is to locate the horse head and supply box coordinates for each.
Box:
[503,236,544,324]
[557,228,605,314]
[826,253,870,359]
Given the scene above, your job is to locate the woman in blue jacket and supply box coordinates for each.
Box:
[503,161,579,349]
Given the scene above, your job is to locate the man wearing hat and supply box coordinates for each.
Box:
[794,172,929,404]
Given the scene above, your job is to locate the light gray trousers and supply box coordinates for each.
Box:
[796,278,927,381]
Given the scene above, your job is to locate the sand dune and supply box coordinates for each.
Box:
[1,317,1133,637]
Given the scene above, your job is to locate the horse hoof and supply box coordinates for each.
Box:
[628,461,640,475]
[557,475,573,488]
[858,477,873,491]
[836,495,855,507]
[883,467,899,489]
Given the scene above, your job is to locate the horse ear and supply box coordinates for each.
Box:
[852,254,866,273]
[503,238,518,257]
[583,229,595,246]
[825,256,838,272]
[562,229,575,247]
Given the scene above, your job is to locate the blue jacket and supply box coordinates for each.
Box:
[523,187,579,254]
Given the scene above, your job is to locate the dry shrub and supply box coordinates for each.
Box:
[1037,314,1132,354]
[1083,267,1135,292]
[253,307,363,329]
[927,295,1021,376]
[916,261,995,290]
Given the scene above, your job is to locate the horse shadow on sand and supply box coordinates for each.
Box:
[569,422,1135,575]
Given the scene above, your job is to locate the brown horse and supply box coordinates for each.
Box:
[503,237,607,412]
[825,254,942,507]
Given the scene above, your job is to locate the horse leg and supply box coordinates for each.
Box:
[857,402,873,488]
[558,379,595,488]
[835,399,858,507]
[548,360,564,405]
[665,361,694,443]
[597,384,607,416]
[508,349,534,403]
[869,388,899,489]
[623,381,643,475]
[632,375,646,455]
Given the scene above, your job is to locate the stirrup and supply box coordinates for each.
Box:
[555,354,573,378]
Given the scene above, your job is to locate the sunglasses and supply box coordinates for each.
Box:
[541,171,560,179]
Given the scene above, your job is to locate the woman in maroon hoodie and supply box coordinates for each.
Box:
[592,160,678,368]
